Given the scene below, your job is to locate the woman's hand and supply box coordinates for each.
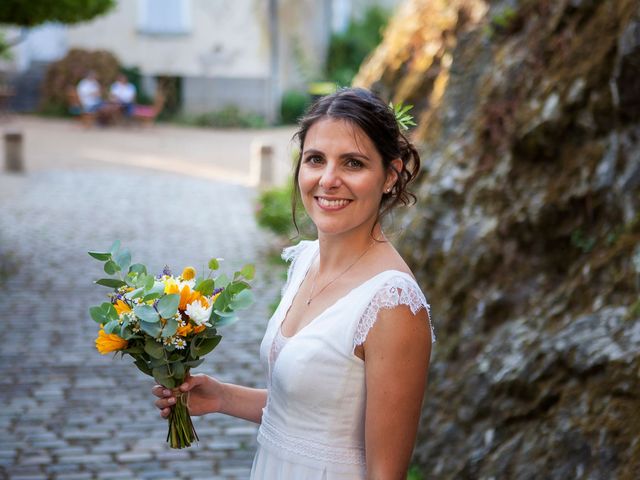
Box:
[152,373,226,418]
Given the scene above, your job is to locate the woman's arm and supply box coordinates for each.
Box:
[219,382,268,424]
[363,304,432,479]
[153,374,267,424]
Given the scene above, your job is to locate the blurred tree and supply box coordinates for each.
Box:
[326,6,389,86]
[0,0,115,54]
[0,0,115,27]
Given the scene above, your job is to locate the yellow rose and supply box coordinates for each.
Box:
[95,328,128,355]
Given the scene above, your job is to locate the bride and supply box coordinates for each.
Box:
[153,87,435,479]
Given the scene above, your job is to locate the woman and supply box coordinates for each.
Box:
[153,88,435,479]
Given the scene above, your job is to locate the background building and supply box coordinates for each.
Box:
[1,0,399,120]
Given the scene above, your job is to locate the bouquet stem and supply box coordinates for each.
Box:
[167,391,199,448]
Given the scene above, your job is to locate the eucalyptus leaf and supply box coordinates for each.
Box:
[230,289,254,310]
[103,303,118,322]
[103,319,120,334]
[195,335,222,357]
[208,258,220,270]
[157,294,180,319]
[127,287,145,300]
[104,260,119,275]
[228,281,250,295]
[133,358,152,376]
[194,278,215,296]
[88,251,111,261]
[144,338,165,359]
[142,292,161,302]
[171,361,185,380]
[140,320,162,338]
[152,366,175,389]
[110,240,121,256]
[148,282,166,296]
[189,337,201,359]
[95,278,127,289]
[240,264,255,280]
[89,306,106,324]
[214,273,230,289]
[134,273,148,288]
[203,327,219,338]
[144,274,155,291]
[214,315,238,327]
[124,345,144,355]
[213,289,231,310]
[168,352,184,362]
[184,358,205,368]
[134,305,160,323]
[114,249,131,272]
[120,324,133,340]
[129,263,147,275]
[161,317,179,338]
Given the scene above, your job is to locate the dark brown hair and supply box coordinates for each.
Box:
[291,87,421,233]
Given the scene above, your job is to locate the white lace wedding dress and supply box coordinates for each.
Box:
[250,240,435,479]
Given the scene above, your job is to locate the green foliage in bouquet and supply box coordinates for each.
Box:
[89,241,255,448]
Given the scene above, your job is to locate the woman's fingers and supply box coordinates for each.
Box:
[155,396,176,409]
[151,385,166,398]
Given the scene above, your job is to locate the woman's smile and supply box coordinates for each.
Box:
[315,196,352,210]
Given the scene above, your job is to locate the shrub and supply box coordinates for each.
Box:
[280,90,311,125]
[326,6,389,86]
[175,106,267,129]
[40,48,120,114]
[255,181,315,239]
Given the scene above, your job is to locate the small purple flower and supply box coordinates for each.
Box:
[162,265,172,276]
[213,287,224,296]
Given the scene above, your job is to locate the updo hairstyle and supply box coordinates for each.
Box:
[291,87,421,231]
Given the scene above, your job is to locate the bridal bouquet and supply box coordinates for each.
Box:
[89,241,255,448]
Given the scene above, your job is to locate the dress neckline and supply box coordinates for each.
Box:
[278,241,416,341]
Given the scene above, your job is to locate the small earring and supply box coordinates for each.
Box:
[385,187,391,193]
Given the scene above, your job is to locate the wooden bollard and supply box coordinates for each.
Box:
[4,130,24,173]
[251,141,274,187]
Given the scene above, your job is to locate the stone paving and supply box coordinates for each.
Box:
[0,118,294,479]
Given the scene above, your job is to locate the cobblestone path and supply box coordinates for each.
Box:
[0,168,284,480]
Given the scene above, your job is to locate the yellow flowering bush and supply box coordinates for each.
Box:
[89,241,255,448]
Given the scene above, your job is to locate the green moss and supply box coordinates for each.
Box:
[571,229,597,254]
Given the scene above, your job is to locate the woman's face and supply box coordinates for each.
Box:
[298,117,398,239]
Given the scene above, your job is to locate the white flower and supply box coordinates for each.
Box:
[177,278,196,290]
[185,300,213,327]
[174,338,186,349]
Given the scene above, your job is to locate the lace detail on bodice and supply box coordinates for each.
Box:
[258,415,366,465]
[353,276,435,348]
[269,325,289,366]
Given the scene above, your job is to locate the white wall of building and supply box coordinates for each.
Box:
[65,0,269,79]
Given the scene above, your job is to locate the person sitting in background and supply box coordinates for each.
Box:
[76,71,103,114]
[109,74,136,117]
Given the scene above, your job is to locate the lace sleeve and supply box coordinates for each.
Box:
[280,241,310,296]
[353,276,435,350]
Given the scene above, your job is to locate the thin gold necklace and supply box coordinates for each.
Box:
[306,241,375,306]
